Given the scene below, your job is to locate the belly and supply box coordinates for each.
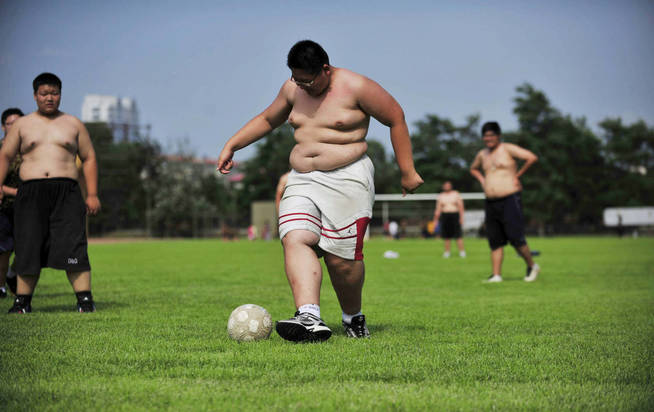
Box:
[484,171,520,198]
[290,141,368,172]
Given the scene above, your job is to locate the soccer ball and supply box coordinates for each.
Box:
[227,304,273,342]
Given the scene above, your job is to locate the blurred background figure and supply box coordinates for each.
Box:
[433,181,466,258]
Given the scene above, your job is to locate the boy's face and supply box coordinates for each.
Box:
[34,84,61,115]
[2,114,20,135]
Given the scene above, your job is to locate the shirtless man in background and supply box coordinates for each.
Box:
[217,40,423,342]
[0,72,101,313]
[470,121,540,283]
[433,181,466,258]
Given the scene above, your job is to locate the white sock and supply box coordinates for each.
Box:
[342,311,362,325]
[298,304,320,318]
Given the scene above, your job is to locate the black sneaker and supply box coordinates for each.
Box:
[0,287,6,298]
[343,314,370,338]
[8,296,32,314]
[6,276,17,295]
[276,311,332,343]
[77,296,96,313]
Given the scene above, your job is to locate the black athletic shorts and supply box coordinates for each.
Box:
[14,178,90,275]
[0,208,14,253]
[485,192,527,250]
[440,212,462,239]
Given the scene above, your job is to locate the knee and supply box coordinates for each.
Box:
[281,230,319,248]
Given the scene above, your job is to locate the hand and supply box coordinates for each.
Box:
[514,176,523,191]
[401,170,424,196]
[86,195,101,216]
[216,147,235,174]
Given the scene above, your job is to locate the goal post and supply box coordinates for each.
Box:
[372,193,486,237]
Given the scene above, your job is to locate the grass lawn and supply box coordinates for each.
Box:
[1,237,652,411]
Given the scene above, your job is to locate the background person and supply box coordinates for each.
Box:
[0,73,101,313]
[0,108,23,298]
[433,180,466,258]
[470,121,540,283]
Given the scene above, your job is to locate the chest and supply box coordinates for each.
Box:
[482,147,516,171]
[21,120,78,152]
[288,87,366,129]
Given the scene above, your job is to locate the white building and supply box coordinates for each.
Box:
[81,94,140,141]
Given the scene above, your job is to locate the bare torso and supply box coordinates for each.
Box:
[438,191,461,213]
[17,112,81,181]
[287,68,370,172]
[477,143,521,198]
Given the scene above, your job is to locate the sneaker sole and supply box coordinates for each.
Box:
[275,322,332,343]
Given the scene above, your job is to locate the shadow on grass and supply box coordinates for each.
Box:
[35,301,129,313]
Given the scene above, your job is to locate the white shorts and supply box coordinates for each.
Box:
[278,155,375,261]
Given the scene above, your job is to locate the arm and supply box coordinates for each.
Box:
[77,120,101,215]
[0,121,22,203]
[469,152,485,188]
[457,192,465,225]
[357,77,423,195]
[217,82,294,174]
[275,172,289,213]
[433,198,442,223]
[505,143,538,179]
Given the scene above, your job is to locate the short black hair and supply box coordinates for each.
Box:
[287,40,330,74]
[2,108,24,126]
[33,72,62,93]
[481,121,501,136]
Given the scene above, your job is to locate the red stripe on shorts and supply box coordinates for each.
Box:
[354,217,371,260]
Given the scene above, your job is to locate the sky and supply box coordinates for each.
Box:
[1,0,653,160]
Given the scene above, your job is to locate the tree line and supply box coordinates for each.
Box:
[88,83,653,236]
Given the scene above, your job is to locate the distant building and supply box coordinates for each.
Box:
[81,94,140,141]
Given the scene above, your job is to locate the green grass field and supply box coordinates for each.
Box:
[1,237,652,411]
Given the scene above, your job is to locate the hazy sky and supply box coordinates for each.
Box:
[1,0,653,159]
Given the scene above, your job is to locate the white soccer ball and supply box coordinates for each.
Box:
[227,304,273,342]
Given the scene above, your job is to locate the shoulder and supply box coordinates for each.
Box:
[334,67,370,92]
[501,142,520,151]
[62,113,86,129]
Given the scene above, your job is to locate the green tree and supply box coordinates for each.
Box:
[598,118,654,206]
[410,114,481,193]
[86,122,162,235]
[507,84,606,231]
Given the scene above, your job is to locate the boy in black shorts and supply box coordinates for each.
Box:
[470,122,540,282]
[0,73,100,313]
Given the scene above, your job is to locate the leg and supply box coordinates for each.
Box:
[325,253,370,338]
[276,229,331,342]
[0,251,9,292]
[515,244,535,268]
[281,230,322,308]
[67,270,92,292]
[456,237,465,257]
[7,273,39,313]
[443,239,451,254]
[67,270,96,312]
[324,253,364,315]
[491,247,503,276]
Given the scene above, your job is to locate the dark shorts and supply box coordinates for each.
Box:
[14,178,90,275]
[485,192,527,250]
[440,212,462,239]
[0,208,14,253]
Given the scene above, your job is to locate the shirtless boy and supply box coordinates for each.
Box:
[217,40,423,342]
[0,72,101,313]
[0,108,23,298]
[470,121,540,283]
[433,181,466,258]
